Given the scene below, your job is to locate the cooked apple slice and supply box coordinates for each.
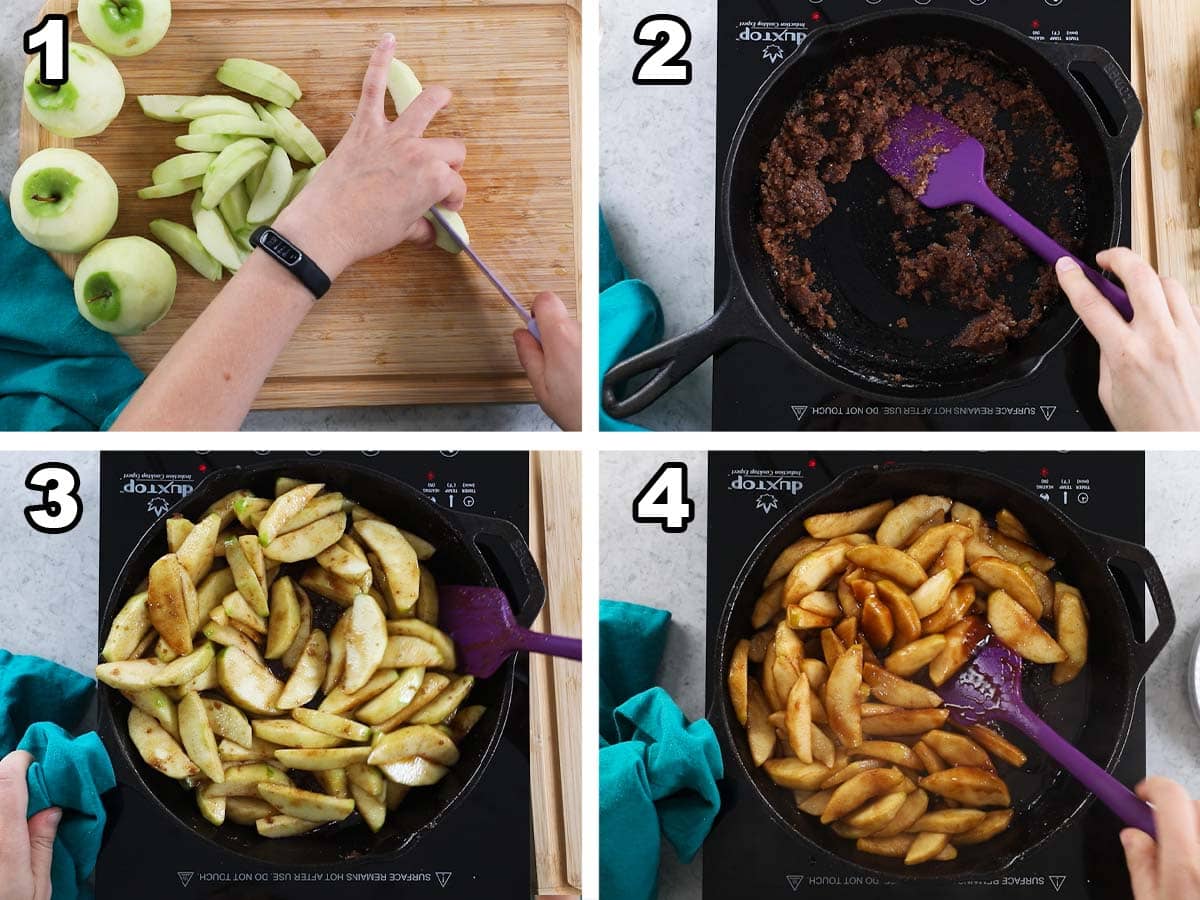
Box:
[987,590,1066,664]
[350,780,387,833]
[178,691,223,782]
[355,667,426,725]
[275,746,372,771]
[102,592,151,662]
[195,783,226,825]
[256,814,320,837]
[176,133,239,153]
[245,145,294,226]
[415,567,439,626]
[276,630,329,710]
[175,513,222,583]
[200,138,270,209]
[217,58,302,108]
[150,219,222,282]
[206,762,290,798]
[262,512,346,563]
[264,576,301,659]
[138,177,203,200]
[139,95,202,123]
[257,783,353,823]
[122,687,179,739]
[258,482,323,546]
[252,717,342,748]
[266,103,326,164]
[97,657,165,691]
[224,797,275,825]
[153,153,218,186]
[373,673,450,732]
[219,737,280,764]
[355,519,420,613]
[376,757,449,787]
[223,590,266,634]
[148,554,195,655]
[193,197,246,272]
[224,533,268,614]
[292,708,371,743]
[180,95,258,120]
[385,620,456,669]
[409,674,474,725]
[201,697,252,747]
[341,594,388,693]
[202,620,263,660]
[217,646,282,715]
[281,586,314,670]
[149,641,215,687]
[299,565,360,606]
[316,541,372,591]
[367,724,460,767]
[319,669,400,717]
[128,708,200,779]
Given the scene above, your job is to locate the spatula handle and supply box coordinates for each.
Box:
[1006,702,1156,839]
[512,628,582,662]
[974,192,1133,322]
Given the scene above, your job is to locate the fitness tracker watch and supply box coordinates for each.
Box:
[249,226,332,300]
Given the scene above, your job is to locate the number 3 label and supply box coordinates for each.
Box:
[633,462,695,533]
[633,15,693,85]
[25,462,83,534]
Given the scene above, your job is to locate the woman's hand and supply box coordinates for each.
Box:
[1056,249,1200,431]
[272,33,467,278]
[0,751,60,900]
[1121,777,1200,900]
[515,292,582,431]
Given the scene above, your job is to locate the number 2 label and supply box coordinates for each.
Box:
[24,15,69,86]
[633,462,695,533]
[633,15,693,85]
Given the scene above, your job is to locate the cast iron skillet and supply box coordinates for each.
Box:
[711,464,1173,879]
[96,460,545,867]
[604,10,1143,418]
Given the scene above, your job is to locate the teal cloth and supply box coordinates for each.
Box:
[599,600,723,900]
[599,211,664,432]
[0,197,143,430]
[0,650,115,900]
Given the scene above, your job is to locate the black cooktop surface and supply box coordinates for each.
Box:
[705,451,1146,898]
[95,451,532,898]
[712,0,1133,431]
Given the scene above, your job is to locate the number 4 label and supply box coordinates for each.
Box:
[633,462,695,534]
[24,15,69,87]
[633,15,693,85]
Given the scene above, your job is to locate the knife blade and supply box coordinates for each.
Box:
[427,206,541,343]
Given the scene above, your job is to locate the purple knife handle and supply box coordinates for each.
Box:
[974,192,1133,322]
[511,628,582,662]
[1003,700,1156,839]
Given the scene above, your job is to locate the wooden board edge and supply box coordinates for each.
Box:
[1130,0,1158,267]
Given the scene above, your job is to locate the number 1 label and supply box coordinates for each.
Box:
[25,15,69,86]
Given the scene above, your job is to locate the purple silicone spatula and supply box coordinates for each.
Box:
[438,586,581,678]
[876,105,1133,321]
[938,639,1156,838]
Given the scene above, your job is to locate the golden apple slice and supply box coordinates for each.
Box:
[274,747,372,771]
[987,590,1066,664]
[341,594,388,693]
[121,687,178,739]
[251,718,342,749]
[178,691,223,783]
[292,708,370,743]
[276,630,328,710]
[319,669,400,716]
[204,762,290,798]
[409,674,474,726]
[201,697,252,748]
[149,641,215,687]
[128,708,200,779]
[804,500,895,540]
[148,554,195,656]
[876,495,952,547]
[262,512,346,563]
[256,783,354,823]
[257,482,323,546]
[919,766,1011,807]
[217,646,282,715]
[102,592,151,662]
[1052,583,1088,685]
[355,519,421,613]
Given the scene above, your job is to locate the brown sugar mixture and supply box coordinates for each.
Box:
[757,42,1086,354]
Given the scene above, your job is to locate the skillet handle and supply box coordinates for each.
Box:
[602,286,772,420]
[1081,530,1175,683]
[454,510,546,629]
[1040,42,1143,163]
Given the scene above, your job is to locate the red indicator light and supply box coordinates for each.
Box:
[427,471,435,481]
[807,459,817,469]
[810,11,822,22]
[198,463,207,472]
[1041,467,1050,478]
[1032,19,1041,29]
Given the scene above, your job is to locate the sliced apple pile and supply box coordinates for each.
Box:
[136,59,326,281]
[97,475,484,838]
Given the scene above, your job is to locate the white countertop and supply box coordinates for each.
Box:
[1,2,554,432]
[601,450,1200,897]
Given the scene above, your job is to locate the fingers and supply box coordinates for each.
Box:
[0,751,33,864]
[1097,247,1171,328]
[1137,777,1200,870]
[1057,257,1129,351]
[434,168,468,212]
[531,291,571,330]
[403,216,437,250]
[425,138,467,171]
[27,807,60,900]
[1121,828,1159,898]
[394,86,452,137]
[514,329,547,392]
[1161,275,1198,331]
[356,33,396,124]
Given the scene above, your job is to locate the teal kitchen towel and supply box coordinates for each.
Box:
[599,600,723,900]
[599,211,664,432]
[0,650,115,900]
[0,197,144,430]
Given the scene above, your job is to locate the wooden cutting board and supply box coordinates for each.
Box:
[20,0,580,410]
[1132,0,1200,300]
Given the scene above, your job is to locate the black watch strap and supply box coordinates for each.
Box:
[250,226,332,300]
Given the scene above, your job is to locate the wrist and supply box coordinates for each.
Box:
[270,204,354,281]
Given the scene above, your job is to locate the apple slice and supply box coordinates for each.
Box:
[201,138,270,209]
[152,152,218,186]
[217,646,283,715]
[217,58,302,108]
[176,133,239,153]
[178,691,224,783]
[266,104,326,164]
[254,103,309,164]
[189,115,275,140]
[138,176,203,200]
[150,219,223,281]
[247,146,294,225]
[284,163,320,208]
[193,195,247,272]
[179,95,257,120]
[218,183,251,234]
[139,95,202,123]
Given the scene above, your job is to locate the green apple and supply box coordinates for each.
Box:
[138,94,201,122]
[216,58,300,108]
[201,138,269,209]
[152,152,216,185]
[189,115,275,139]
[176,133,238,153]
[265,103,325,164]
[137,176,202,200]
[178,95,257,120]
[386,58,467,254]
[150,219,222,281]
[193,194,246,271]
[247,146,292,225]
[253,103,308,163]
[243,159,267,199]
[24,43,125,139]
[78,0,172,58]
[74,236,177,335]
[10,148,119,253]
[218,183,250,234]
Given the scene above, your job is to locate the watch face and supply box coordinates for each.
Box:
[263,231,302,266]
